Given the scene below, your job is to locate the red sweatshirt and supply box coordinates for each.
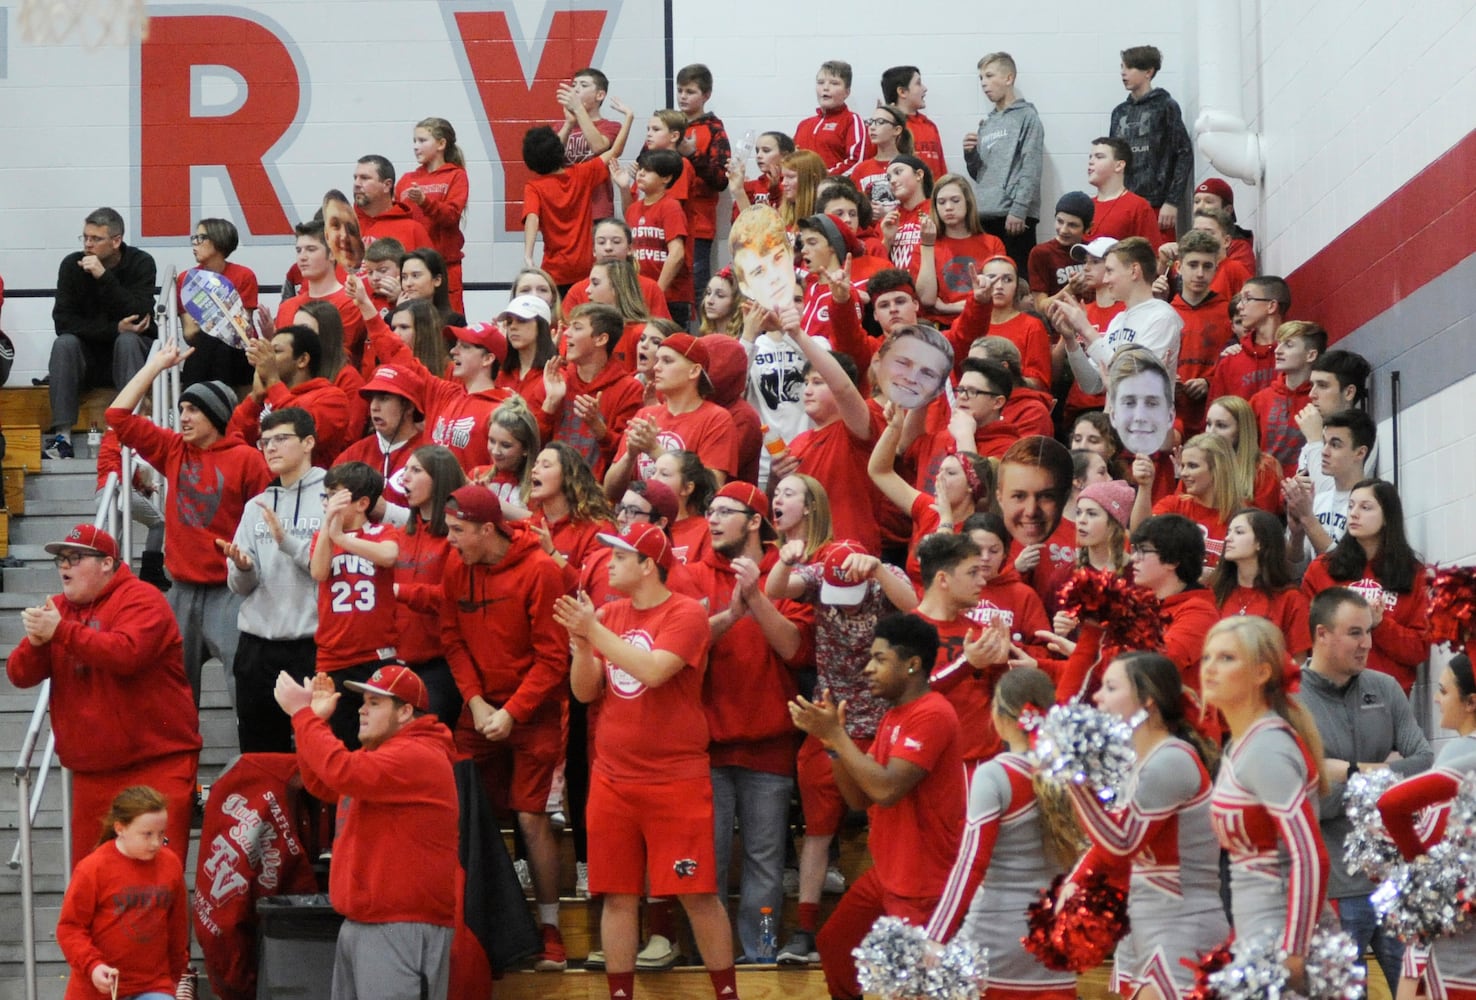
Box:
[688,548,808,775]
[1301,557,1430,693]
[795,104,869,176]
[396,162,469,265]
[6,564,201,773]
[226,377,352,467]
[1208,334,1277,403]
[334,430,423,508]
[57,841,188,1000]
[1002,386,1056,438]
[536,362,644,480]
[1217,584,1311,665]
[293,711,458,926]
[334,364,369,441]
[528,511,613,592]
[106,409,271,586]
[1250,374,1313,476]
[386,517,453,664]
[440,527,568,723]
[354,202,433,253]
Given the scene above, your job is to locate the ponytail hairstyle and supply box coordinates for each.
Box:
[1113,651,1219,778]
[485,397,541,503]
[993,668,1086,867]
[404,445,466,538]
[661,449,717,519]
[1203,617,1327,792]
[416,116,466,168]
[99,785,168,845]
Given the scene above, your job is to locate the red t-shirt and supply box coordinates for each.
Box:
[931,233,1007,307]
[851,159,896,215]
[523,156,610,285]
[628,194,692,303]
[788,408,886,555]
[618,401,739,481]
[1026,239,1082,298]
[989,311,1053,388]
[593,592,712,782]
[669,515,713,566]
[923,612,1002,765]
[276,287,367,369]
[868,692,966,901]
[908,113,948,178]
[313,523,399,671]
[888,203,928,276]
[1153,494,1234,569]
[563,116,624,220]
[1090,191,1164,248]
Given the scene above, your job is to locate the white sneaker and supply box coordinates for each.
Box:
[515,858,533,894]
[823,866,846,895]
[782,867,799,898]
[576,861,590,898]
[635,934,678,969]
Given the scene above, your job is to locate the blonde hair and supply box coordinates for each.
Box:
[1204,617,1327,793]
[779,150,826,227]
[994,669,1086,866]
[485,397,540,503]
[1207,396,1261,504]
[789,474,834,560]
[1181,433,1244,522]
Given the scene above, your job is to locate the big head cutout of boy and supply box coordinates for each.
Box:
[1107,345,1175,455]
[729,205,795,313]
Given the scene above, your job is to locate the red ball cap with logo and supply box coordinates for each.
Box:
[343,664,430,712]
[358,365,419,406]
[597,521,675,571]
[820,539,872,607]
[447,323,508,366]
[445,484,504,527]
[45,524,119,560]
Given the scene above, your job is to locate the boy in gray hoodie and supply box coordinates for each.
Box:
[220,407,326,752]
[963,51,1044,275]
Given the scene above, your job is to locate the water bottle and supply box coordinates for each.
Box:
[756,906,777,963]
[733,129,756,169]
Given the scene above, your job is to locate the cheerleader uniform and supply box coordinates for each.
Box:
[1069,738,1228,998]
[1210,712,1329,953]
[926,752,1076,999]
[1379,734,1476,999]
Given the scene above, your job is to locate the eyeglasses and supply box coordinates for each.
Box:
[259,433,301,450]
[189,234,210,245]
[1239,295,1276,304]
[79,234,117,246]
[53,552,103,568]
[1131,544,1160,557]
[614,504,656,520]
[706,505,753,520]
[954,386,1005,401]
[866,118,899,128]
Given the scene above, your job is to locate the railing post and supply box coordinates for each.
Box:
[16,769,37,1000]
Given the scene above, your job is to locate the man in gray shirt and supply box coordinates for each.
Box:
[1299,586,1431,996]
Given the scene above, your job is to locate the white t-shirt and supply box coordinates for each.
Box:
[1072,298,1183,394]
[745,331,828,491]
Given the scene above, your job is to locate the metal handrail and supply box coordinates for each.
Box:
[11,272,184,1000]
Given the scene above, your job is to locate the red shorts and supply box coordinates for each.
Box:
[586,771,717,896]
[454,707,563,815]
[797,734,873,837]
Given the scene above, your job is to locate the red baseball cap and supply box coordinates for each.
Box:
[343,664,429,712]
[598,521,675,571]
[629,478,680,526]
[820,540,872,607]
[45,524,118,561]
[1194,177,1234,206]
[358,365,419,405]
[448,323,508,366]
[713,481,778,541]
[445,484,504,527]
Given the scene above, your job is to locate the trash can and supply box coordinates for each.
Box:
[255,894,344,999]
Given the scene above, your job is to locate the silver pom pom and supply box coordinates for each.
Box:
[1373,775,1476,945]
[1205,932,1290,1000]
[1304,925,1366,1000]
[852,916,988,1000]
[1342,769,1402,880]
[1023,702,1137,806]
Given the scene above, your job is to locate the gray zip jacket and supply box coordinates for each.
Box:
[227,466,327,640]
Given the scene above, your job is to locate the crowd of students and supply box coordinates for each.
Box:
[28,41,1476,1000]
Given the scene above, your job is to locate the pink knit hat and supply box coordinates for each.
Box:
[1077,480,1135,529]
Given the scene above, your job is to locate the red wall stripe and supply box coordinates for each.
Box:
[1286,128,1476,340]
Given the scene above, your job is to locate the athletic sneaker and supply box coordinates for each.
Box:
[575,861,590,899]
[823,865,846,894]
[535,923,568,971]
[776,930,819,965]
[635,934,678,970]
[44,436,73,460]
[583,949,605,969]
[515,858,532,894]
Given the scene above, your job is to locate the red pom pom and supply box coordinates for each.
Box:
[1020,871,1131,973]
[1185,935,1235,1000]
[1430,565,1476,650]
[1058,568,1169,652]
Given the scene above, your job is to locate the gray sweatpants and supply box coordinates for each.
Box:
[166,581,242,707]
[47,331,150,434]
[332,920,453,1000]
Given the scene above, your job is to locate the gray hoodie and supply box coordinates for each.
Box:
[964,99,1045,221]
[227,465,327,639]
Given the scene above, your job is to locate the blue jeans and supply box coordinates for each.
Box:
[711,766,793,959]
[1338,892,1404,995]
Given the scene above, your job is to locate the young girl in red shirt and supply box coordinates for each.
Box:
[472,398,539,508]
[1141,433,1244,572]
[1205,395,1285,516]
[1213,508,1311,663]
[728,130,793,217]
[649,449,715,565]
[850,104,912,219]
[57,786,188,1000]
[526,441,616,589]
[917,175,1005,325]
[397,117,469,312]
[1301,479,1429,693]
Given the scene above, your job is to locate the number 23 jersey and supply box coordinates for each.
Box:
[313,524,398,671]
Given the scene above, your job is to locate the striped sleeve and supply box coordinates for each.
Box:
[1378,768,1462,860]
[926,760,1008,941]
[834,110,868,178]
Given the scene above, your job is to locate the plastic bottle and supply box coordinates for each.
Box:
[761,424,786,458]
[733,129,756,169]
[87,421,101,450]
[756,906,777,963]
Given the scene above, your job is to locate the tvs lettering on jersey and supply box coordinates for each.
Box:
[606,628,653,698]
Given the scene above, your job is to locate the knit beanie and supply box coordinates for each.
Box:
[1055,191,1096,229]
[179,380,235,434]
[1077,479,1135,529]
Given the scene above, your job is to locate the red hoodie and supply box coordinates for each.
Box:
[7,563,201,773]
[440,527,568,723]
[355,202,433,253]
[1301,556,1430,693]
[527,511,613,592]
[1208,334,1277,403]
[226,378,352,467]
[1250,374,1313,476]
[386,517,454,664]
[535,361,644,480]
[396,162,468,265]
[1003,386,1056,438]
[688,548,809,775]
[794,104,869,176]
[106,409,271,586]
[293,711,458,926]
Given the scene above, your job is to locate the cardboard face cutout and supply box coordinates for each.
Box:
[880,331,952,410]
[323,195,365,271]
[729,205,795,313]
[1109,367,1175,455]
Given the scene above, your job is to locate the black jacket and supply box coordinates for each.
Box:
[53,242,158,345]
[1110,89,1194,210]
